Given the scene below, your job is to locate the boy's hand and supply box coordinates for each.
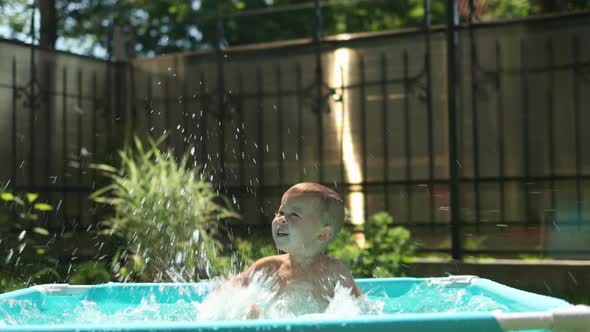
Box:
[247,304,262,319]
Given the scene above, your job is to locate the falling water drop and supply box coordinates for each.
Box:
[5,249,14,263]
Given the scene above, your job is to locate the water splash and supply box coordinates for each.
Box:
[1,277,529,326]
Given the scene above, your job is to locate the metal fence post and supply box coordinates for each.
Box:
[424,0,436,231]
[216,2,226,184]
[447,0,463,260]
[468,0,481,233]
[313,0,324,183]
[113,61,127,157]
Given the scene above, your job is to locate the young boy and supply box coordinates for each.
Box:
[235,182,363,317]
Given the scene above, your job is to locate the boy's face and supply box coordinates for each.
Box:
[271,193,328,254]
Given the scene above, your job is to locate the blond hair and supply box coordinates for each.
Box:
[282,182,345,241]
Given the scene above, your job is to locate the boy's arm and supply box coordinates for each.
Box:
[233,264,255,286]
[233,255,281,287]
[333,260,364,297]
[342,273,363,298]
[232,256,281,320]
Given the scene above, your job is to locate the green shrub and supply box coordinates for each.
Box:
[69,261,111,285]
[0,274,27,293]
[91,136,239,281]
[231,236,276,273]
[327,211,415,278]
[0,190,59,291]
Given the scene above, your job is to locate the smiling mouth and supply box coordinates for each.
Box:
[276,230,289,237]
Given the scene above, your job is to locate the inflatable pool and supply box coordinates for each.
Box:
[1,276,588,331]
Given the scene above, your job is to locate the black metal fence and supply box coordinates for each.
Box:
[0,38,127,236]
[1,9,589,259]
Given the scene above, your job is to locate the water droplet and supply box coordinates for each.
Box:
[5,249,14,263]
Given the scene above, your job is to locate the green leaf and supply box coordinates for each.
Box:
[33,227,50,236]
[33,203,53,211]
[89,184,117,200]
[0,192,15,201]
[26,193,39,203]
[19,212,38,220]
[90,163,119,174]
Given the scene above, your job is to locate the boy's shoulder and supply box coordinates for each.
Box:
[251,254,288,269]
[236,255,287,285]
[319,255,354,275]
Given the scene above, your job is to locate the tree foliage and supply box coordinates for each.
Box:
[0,0,589,57]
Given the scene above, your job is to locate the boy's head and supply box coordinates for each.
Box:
[272,183,345,254]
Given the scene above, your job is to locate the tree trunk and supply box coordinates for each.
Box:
[39,0,57,49]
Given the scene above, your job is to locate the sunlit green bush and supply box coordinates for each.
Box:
[69,261,111,285]
[0,190,57,292]
[327,211,415,277]
[91,136,238,282]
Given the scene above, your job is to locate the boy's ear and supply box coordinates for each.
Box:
[318,225,333,242]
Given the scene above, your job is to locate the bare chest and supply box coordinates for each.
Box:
[275,265,336,298]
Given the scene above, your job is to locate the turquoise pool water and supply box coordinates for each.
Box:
[0,276,587,332]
